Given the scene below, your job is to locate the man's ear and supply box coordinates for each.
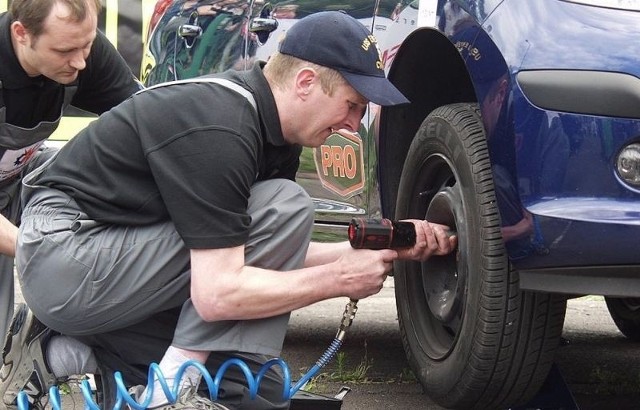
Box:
[295,67,318,100]
[11,21,30,45]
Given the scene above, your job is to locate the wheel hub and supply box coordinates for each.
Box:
[424,190,462,324]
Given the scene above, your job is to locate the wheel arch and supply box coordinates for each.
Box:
[378,28,477,218]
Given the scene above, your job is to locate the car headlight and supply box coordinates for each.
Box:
[617,143,640,189]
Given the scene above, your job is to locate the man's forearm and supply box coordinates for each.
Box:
[304,241,352,268]
[0,214,17,257]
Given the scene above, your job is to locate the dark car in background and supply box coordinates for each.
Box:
[141,1,640,409]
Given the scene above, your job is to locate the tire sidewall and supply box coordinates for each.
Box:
[394,103,503,398]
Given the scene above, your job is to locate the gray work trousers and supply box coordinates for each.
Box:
[0,147,56,348]
[17,177,314,354]
[16,176,314,409]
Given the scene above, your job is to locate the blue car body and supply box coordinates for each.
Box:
[485,1,640,270]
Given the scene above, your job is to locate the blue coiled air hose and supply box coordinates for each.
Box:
[17,299,359,410]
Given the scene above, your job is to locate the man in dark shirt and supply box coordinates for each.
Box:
[0,0,140,353]
[5,11,455,410]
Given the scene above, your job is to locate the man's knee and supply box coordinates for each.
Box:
[274,180,314,226]
[250,179,314,231]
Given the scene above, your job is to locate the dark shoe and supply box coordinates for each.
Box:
[0,304,57,409]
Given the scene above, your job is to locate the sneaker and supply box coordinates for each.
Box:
[128,384,231,410]
[0,304,57,409]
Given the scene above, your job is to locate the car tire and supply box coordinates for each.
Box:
[393,103,567,409]
[605,297,640,341]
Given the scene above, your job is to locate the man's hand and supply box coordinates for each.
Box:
[334,248,396,300]
[395,219,456,261]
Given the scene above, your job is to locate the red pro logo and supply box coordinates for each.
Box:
[314,130,366,197]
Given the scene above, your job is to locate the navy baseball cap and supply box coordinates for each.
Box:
[278,11,410,106]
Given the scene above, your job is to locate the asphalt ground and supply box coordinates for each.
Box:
[12,277,640,409]
[282,282,640,410]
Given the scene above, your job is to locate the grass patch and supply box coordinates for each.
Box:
[328,351,372,383]
[298,344,419,393]
[299,347,373,392]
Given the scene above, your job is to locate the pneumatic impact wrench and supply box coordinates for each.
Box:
[302,219,414,393]
[347,218,416,250]
[336,218,418,349]
[348,217,455,250]
[297,219,446,401]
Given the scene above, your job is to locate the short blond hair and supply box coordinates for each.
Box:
[264,52,346,96]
